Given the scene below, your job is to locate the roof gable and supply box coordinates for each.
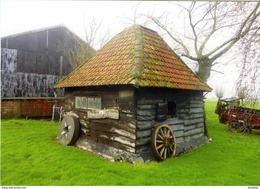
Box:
[55,25,211,91]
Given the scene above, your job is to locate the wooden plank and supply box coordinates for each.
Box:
[91,120,136,134]
[137,109,156,116]
[136,120,155,130]
[88,109,119,119]
[92,122,136,139]
[136,130,152,138]
[184,127,204,136]
[185,133,205,141]
[184,118,204,126]
[136,136,151,146]
[98,134,135,148]
[98,138,135,153]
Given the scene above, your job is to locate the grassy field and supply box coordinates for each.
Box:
[1,100,260,186]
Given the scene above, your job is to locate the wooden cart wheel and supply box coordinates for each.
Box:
[58,115,80,146]
[151,124,176,161]
[228,120,238,132]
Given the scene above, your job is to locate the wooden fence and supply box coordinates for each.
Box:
[1,97,64,119]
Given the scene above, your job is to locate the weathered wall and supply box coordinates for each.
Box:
[1,26,95,76]
[1,48,60,97]
[135,88,207,158]
[63,86,207,162]
[63,86,136,153]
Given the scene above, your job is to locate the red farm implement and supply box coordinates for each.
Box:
[215,98,260,133]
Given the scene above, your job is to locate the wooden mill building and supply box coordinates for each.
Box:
[55,25,211,162]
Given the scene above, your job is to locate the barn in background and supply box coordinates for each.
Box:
[1,25,95,118]
[1,25,95,97]
[55,25,212,162]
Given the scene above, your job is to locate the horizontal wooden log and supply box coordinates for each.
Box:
[136,145,152,153]
[189,99,203,104]
[136,136,151,146]
[91,130,135,149]
[184,127,204,137]
[137,109,156,116]
[136,129,151,138]
[80,128,91,136]
[137,115,156,121]
[184,118,204,126]
[96,138,135,153]
[91,121,135,136]
[137,104,156,110]
[184,125,196,132]
[164,118,184,125]
[169,125,184,132]
[79,119,91,129]
[98,134,135,148]
[136,121,155,130]
[186,113,204,119]
[176,136,184,143]
[137,99,162,105]
[189,103,204,108]
[185,133,205,141]
[189,108,204,113]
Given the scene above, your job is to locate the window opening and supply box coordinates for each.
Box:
[168,101,176,118]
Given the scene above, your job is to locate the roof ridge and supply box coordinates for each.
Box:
[130,25,144,87]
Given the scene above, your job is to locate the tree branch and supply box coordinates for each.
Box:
[147,15,190,56]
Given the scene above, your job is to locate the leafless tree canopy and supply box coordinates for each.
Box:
[146,2,260,83]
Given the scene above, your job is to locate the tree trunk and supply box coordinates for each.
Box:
[197,57,213,82]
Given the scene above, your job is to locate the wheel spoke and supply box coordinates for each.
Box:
[164,147,167,159]
[159,147,165,157]
[157,133,164,140]
[167,147,171,157]
[156,144,164,150]
[164,127,167,137]
[159,128,164,137]
[167,129,170,137]
[156,139,163,144]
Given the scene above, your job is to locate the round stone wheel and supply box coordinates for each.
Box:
[58,115,80,146]
[151,124,176,161]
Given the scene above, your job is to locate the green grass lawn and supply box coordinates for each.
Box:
[1,100,260,186]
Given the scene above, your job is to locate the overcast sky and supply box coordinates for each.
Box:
[0,0,241,98]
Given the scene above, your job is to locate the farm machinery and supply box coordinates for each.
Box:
[215,97,260,133]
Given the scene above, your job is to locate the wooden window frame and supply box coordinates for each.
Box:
[75,96,102,110]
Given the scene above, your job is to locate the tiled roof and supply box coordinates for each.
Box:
[55,25,211,91]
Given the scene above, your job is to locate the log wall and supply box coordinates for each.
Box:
[135,88,207,157]
[64,86,207,161]
[64,86,136,153]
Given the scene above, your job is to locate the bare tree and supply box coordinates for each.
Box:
[235,21,260,102]
[215,87,224,99]
[83,15,111,50]
[146,2,260,82]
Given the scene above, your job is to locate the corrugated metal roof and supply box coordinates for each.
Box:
[55,25,211,91]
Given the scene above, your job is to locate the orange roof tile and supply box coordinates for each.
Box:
[55,25,211,91]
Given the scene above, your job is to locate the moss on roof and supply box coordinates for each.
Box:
[55,25,211,91]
